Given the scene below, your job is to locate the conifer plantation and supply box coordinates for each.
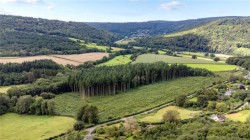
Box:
[69,62,213,97]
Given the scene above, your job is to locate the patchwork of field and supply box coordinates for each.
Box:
[53,76,222,122]
[98,54,132,66]
[226,110,250,122]
[0,113,75,140]
[0,84,27,94]
[133,54,237,72]
[0,53,108,66]
[138,106,201,123]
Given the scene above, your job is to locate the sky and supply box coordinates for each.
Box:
[0,0,249,22]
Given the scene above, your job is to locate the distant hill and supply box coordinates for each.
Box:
[0,15,115,56]
[86,17,223,37]
[165,17,250,55]
[128,17,250,55]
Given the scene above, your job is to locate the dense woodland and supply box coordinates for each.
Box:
[129,34,211,52]
[0,60,61,86]
[0,15,115,56]
[87,17,220,37]
[69,62,213,97]
[227,57,250,70]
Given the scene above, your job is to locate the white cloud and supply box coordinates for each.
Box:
[0,0,54,9]
[160,1,186,11]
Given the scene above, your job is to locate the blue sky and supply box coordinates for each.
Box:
[0,0,249,22]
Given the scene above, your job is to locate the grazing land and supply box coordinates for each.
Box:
[0,53,108,66]
[53,76,222,122]
[98,54,132,66]
[85,43,123,52]
[0,113,75,140]
[133,54,220,64]
[186,64,237,72]
[226,110,250,122]
[138,106,201,123]
[0,85,27,94]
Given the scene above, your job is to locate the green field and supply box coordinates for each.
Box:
[69,38,122,52]
[0,84,27,94]
[0,113,75,140]
[133,54,237,72]
[186,64,237,72]
[138,106,201,123]
[133,54,220,64]
[98,55,132,66]
[85,43,122,52]
[53,76,222,122]
[226,110,250,122]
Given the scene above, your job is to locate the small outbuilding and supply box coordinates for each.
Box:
[210,114,226,122]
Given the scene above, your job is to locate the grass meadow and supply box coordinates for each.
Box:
[0,113,75,140]
[226,110,250,122]
[98,55,132,66]
[133,54,237,72]
[138,106,201,123]
[53,76,222,122]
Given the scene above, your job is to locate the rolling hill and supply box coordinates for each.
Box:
[0,15,116,56]
[86,17,224,37]
[165,17,250,55]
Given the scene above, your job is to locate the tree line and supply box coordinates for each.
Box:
[226,56,250,70]
[0,60,61,86]
[69,62,214,97]
[0,94,55,115]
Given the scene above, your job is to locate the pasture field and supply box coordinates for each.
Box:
[98,55,132,66]
[0,113,75,140]
[115,38,135,45]
[85,43,122,52]
[189,97,198,102]
[226,110,250,122]
[69,37,122,52]
[53,76,222,122]
[158,50,166,55]
[0,53,108,66]
[0,84,27,94]
[138,106,201,123]
[186,64,238,72]
[133,54,220,64]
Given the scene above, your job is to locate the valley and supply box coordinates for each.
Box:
[0,12,250,140]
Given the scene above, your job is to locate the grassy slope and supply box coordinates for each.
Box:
[98,54,132,66]
[0,113,75,140]
[133,54,220,64]
[138,106,201,123]
[165,18,250,55]
[53,76,222,122]
[133,54,237,72]
[0,84,27,94]
[226,110,250,122]
[186,64,237,72]
[69,38,122,52]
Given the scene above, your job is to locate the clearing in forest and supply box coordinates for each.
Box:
[0,113,75,140]
[226,110,250,122]
[0,53,108,66]
[98,54,132,66]
[138,106,201,123]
